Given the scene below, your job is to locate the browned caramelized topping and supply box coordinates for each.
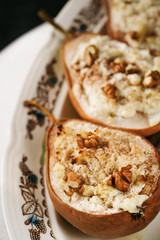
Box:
[77,132,100,148]
[102,84,116,99]
[107,165,132,192]
[57,124,64,136]
[71,158,77,165]
[84,45,99,67]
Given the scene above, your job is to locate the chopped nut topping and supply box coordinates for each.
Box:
[121,165,132,183]
[150,49,160,57]
[72,60,81,71]
[59,179,74,196]
[107,165,132,192]
[110,60,127,73]
[129,31,139,40]
[143,70,160,88]
[84,45,98,67]
[102,84,116,99]
[138,175,148,183]
[84,132,100,148]
[77,132,100,148]
[65,187,74,196]
[149,70,160,82]
[142,175,157,196]
[126,63,141,74]
[113,171,130,192]
[107,177,113,186]
[67,172,82,188]
[77,134,85,148]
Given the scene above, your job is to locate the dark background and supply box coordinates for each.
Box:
[0,0,68,51]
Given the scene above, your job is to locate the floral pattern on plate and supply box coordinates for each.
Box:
[19,0,106,239]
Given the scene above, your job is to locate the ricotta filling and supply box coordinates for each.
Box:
[71,36,160,128]
[110,0,160,50]
[50,121,160,215]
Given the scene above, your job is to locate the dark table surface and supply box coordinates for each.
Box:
[0,0,68,51]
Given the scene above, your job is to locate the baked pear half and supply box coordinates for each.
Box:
[24,100,160,239]
[61,32,160,136]
[103,0,160,52]
[46,118,160,238]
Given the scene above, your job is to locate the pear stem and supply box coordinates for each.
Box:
[37,9,73,38]
[24,100,58,124]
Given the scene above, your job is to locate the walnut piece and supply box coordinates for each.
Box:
[150,49,160,57]
[107,165,132,192]
[102,84,116,99]
[129,31,139,40]
[72,60,81,71]
[126,63,141,75]
[143,70,160,88]
[84,45,98,67]
[140,175,156,196]
[77,132,100,148]
[84,132,100,148]
[110,60,127,73]
[77,134,85,148]
[121,165,132,183]
[67,172,82,188]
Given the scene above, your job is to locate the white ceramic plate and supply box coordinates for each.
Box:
[1,1,160,240]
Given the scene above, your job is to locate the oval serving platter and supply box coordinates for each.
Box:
[1,0,160,240]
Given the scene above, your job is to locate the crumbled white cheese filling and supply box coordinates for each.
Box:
[50,121,160,215]
[110,0,160,49]
[71,36,160,128]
